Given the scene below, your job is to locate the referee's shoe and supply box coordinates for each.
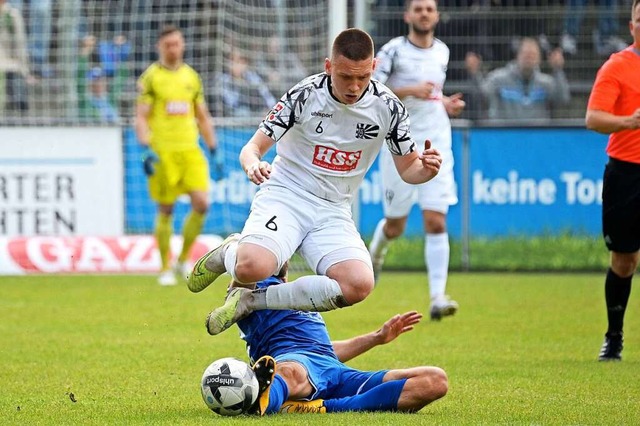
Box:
[598,332,623,361]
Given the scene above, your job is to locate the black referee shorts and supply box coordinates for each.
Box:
[602,157,640,253]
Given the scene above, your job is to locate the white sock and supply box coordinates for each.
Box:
[263,275,345,311]
[369,218,390,262]
[223,241,239,282]
[425,233,450,300]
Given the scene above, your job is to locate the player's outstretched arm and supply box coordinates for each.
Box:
[392,140,442,185]
[240,131,276,185]
[332,311,422,363]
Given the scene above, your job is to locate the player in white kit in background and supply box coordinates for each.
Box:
[187,28,443,335]
[368,0,466,321]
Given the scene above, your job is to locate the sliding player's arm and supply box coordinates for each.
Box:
[332,311,422,363]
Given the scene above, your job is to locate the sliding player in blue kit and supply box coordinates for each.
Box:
[240,262,448,415]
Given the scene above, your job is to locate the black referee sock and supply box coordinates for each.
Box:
[605,268,632,336]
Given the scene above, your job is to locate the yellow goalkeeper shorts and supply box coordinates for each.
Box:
[148,147,210,205]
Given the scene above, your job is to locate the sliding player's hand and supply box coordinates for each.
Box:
[245,161,272,185]
[377,311,423,345]
[418,140,442,179]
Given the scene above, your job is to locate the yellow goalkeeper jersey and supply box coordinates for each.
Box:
[137,62,206,151]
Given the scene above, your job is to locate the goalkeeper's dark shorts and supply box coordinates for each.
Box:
[602,157,640,253]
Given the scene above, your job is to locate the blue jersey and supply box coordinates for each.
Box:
[236,276,338,363]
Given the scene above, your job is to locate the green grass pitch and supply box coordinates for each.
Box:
[2,272,639,425]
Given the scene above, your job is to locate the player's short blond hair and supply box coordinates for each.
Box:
[633,0,640,18]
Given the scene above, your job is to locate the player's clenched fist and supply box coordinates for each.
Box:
[245,161,272,185]
[418,139,442,178]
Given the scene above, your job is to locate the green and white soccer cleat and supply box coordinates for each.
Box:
[187,233,240,293]
[205,287,252,335]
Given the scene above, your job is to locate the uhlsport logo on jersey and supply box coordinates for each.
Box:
[311,111,333,118]
[312,145,362,171]
[355,123,380,140]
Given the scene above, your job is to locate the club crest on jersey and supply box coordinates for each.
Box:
[385,189,395,205]
[355,123,380,140]
[312,145,362,171]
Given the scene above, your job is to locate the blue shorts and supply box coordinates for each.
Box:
[275,351,388,400]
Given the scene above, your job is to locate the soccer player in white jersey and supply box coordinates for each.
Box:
[368,0,466,321]
[187,28,443,335]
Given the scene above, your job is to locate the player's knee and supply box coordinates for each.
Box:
[339,276,374,305]
[611,252,640,278]
[234,255,278,283]
[275,362,312,400]
[192,203,209,215]
[159,205,174,215]
[384,220,405,239]
[424,367,448,401]
[424,217,446,234]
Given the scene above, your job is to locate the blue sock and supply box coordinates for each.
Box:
[265,375,289,414]
[323,378,407,412]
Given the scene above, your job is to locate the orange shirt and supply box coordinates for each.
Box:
[587,47,640,163]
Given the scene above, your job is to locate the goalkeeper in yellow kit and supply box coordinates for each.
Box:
[135,25,217,286]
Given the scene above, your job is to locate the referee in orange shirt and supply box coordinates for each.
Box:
[585,0,640,361]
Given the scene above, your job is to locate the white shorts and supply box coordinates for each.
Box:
[241,185,372,275]
[380,145,458,217]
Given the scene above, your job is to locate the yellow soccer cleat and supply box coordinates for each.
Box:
[248,355,277,416]
[279,399,327,414]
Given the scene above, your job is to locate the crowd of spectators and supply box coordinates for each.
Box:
[0,0,634,122]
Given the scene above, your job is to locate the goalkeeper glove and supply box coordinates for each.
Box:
[141,147,159,176]
[208,146,217,161]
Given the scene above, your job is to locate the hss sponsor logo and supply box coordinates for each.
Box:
[312,145,362,171]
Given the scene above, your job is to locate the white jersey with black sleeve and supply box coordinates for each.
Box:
[374,36,451,148]
[258,72,416,204]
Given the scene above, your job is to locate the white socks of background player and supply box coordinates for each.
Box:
[425,233,450,300]
[369,219,390,263]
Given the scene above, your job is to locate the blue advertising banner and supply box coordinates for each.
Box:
[123,127,609,238]
[467,128,607,236]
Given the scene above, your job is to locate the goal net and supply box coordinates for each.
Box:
[0,0,331,271]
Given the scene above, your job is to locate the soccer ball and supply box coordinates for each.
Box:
[200,357,260,416]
